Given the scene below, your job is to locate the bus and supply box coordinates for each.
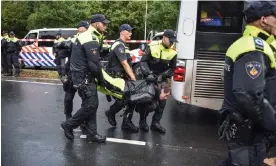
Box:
[171,1,246,110]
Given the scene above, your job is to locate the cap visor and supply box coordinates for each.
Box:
[170,38,178,43]
[102,19,111,24]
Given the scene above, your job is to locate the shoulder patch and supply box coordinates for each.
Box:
[253,37,264,51]
[245,61,262,79]
[118,46,125,54]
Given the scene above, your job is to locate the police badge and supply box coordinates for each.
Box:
[245,61,262,79]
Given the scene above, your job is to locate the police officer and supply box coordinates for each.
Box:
[60,14,110,143]
[53,32,65,77]
[1,30,9,75]
[137,29,178,133]
[217,1,276,165]
[6,31,21,77]
[55,21,89,120]
[105,24,139,132]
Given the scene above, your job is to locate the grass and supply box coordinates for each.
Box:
[20,69,59,79]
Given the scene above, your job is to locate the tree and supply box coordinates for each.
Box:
[147,1,180,32]
[1,1,33,37]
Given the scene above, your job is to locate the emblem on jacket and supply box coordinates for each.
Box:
[245,61,262,79]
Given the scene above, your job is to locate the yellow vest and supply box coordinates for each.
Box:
[149,40,177,62]
[226,26,275,68]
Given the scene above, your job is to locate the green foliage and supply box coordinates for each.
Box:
[1,1,180,39]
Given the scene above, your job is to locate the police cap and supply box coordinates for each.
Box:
[163,29,178,43]
[119,24,135,32]
[78,21,89,29]
[90,14,110,24]
[9,31,15,35]
[244,0,276,23]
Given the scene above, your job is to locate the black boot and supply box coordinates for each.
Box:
[61,122,74,139]
[121,117,139,132]
[150,121,166,133]
[139,119,149,132]
[80,123,89,135]
[86,133,106,143]
[105,110,117,126]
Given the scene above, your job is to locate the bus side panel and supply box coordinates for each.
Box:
[175,0,198,60]
[171,59,194,104]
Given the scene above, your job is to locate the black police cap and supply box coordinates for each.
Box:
[78,21,89,28]
[163,29,178,43]
[244,0,276,23]
[90,14,110,24]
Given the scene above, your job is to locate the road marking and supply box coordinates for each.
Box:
[2,79,62,86]
[80,135,146,146]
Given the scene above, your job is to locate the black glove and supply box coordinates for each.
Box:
[146,74,155,83]
[157,75,164,83]
[218,115,232,141]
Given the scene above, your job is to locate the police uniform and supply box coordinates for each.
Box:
[55,21,89,125]
[61,14,110,143]
[53,34,65,77]
[138,29,177,133]
[105,24,139,132]
[1,31,9,74]
[6,31,21,76]
[217,2,276,165]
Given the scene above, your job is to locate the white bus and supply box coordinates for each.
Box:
[171,1,246,110]
[20,28,77,68]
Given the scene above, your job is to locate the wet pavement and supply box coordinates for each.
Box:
[1,78,275,166]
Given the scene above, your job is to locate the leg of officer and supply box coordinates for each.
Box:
[151,99,166,133]
[12,52,20,76]
[1,51,8,74]
[138,106,150,131]
[121,104,139,132]
[61,75,105,143]
[105,99,125,126]
[64,92,75,120]
[6,52,13,76]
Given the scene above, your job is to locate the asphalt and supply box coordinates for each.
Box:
[1,77,275,166]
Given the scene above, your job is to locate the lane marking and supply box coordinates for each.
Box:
[79,135,146,146]
[2,79,62,86]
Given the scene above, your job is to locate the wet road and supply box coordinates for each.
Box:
[1,78,275,166]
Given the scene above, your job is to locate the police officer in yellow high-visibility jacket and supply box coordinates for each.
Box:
[217,1,276,165]
[1,30,9,75]
[6,31,21,77]
[137,29,178,133]
[61,14,110,143]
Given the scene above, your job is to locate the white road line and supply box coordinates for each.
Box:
[2,79,62,86]
[80,135,146,146]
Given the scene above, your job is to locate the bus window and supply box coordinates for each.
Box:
[38,31,57,47]
[197,1,244,33]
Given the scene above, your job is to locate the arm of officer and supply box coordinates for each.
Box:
[232,51,276,131]
[83,41,105,85]
[114,44,136,80]
[161,55,177,79]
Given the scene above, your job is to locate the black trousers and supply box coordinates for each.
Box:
[7,51,20,75]
[1,51,8,73]
[109,99,135,120]
[217,134,266,166]
[139,99,166,123]
[64,73,99,135]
